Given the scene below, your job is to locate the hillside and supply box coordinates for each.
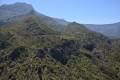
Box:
[85,22,120,38]
[0,3,120,80]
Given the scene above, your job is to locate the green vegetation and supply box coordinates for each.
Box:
[0,15,120,80]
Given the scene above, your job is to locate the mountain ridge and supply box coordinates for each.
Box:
[0,3,120,80]
[0,2,120,39]
[85,22,120,38]
[0,2,69,26]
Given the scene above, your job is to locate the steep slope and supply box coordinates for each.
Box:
[85,22,120,38]
[0,15,120,80]
[64,22,91,34]
[0,3,120,80]
[0,3,34,24]
[0,15,58,35]
[0,2,68,27]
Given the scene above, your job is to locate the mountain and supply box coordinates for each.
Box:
[85,22,120,38]
[0,3,33,23]
[0,2,68,26]
[53,18,68,25]
[64,22,90,34]
[0,3,120,80]
[0,2,120,38]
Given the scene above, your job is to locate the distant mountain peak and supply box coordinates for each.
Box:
[0,2,33,12]
[86,22,120,38]
[0,2,36,26]
[0,2,33,8]
[0,2,34,19]
[69,22,79,25]
[0,2,69,26]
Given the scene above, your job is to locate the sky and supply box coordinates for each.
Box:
[0,0,120,24]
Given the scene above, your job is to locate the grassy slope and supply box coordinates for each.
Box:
[0,15,120,80]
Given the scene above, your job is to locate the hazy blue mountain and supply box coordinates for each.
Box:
[53,18,69,25]
[0,3,34,25]
[0,3,33,20]
[0,2,120,38]
[0,2,68,26]
[85,22,120,38]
